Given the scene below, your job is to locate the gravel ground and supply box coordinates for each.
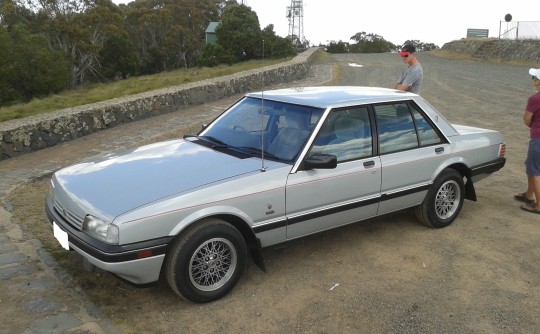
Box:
[7,52,540,333]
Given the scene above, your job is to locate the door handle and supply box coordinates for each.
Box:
[435,147,444,154]
[363,160,375,168]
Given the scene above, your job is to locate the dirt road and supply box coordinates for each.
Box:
[7,52,540,333]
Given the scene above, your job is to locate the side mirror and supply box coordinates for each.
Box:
[303,154,337,170]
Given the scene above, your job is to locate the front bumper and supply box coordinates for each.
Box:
[45,194,173,285]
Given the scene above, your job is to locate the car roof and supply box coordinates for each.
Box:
[245,86,417,109]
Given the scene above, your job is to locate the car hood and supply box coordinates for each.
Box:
[53,139,274,219]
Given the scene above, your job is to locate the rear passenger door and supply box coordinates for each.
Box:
[374,102,450,215]
[284,106,381,239]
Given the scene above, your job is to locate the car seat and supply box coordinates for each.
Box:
[267,110,310,160]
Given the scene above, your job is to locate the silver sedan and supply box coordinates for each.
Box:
[46,86,506,302]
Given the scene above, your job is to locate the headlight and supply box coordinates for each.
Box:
[83,215,119,244]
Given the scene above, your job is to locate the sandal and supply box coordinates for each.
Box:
[514,193,536,205]
[521,204,540,215]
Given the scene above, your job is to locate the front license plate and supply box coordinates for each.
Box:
[53,222,70,250]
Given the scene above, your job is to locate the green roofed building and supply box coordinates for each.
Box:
[206,22,220,45]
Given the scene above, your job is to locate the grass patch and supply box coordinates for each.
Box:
[0,58,290,123]
[430,48,539,67]
[10,179,75,265]
[430,49,476,60]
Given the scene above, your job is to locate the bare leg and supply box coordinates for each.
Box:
[531,175,540,210]
[526,175,537,201]
[522,175,540,212]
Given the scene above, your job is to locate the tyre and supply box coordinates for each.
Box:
[165,218,247,303]
[415,169,465,228]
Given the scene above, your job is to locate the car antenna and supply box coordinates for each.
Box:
[259,39,267,172]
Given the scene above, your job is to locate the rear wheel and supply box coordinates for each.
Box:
[165,218,247,303]
[416,169,465,228]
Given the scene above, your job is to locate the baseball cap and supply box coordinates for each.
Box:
[399,44,416,57]
[530,68,540,79]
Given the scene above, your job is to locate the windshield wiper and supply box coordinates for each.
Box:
[240,147,281,160]
[184,135,229,148]
[187,136,255,158]
[199,136,227,146]
[184,136,273,159]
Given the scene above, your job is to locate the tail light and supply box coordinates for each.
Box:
[498,143,506,158]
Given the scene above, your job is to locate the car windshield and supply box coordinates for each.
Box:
[201,97,324,162]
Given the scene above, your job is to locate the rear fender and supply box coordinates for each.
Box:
[430,157,476,201]
[442,162,476,202]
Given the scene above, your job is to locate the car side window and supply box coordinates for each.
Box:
[375,103,418,154]
[309,107,372,162]
[410,104,443,146]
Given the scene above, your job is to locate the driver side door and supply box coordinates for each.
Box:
[284,106,381,239]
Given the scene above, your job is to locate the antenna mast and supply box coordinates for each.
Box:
[286,0,305,48]
[259,39,266,172]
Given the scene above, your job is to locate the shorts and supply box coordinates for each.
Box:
[525,138,540,176]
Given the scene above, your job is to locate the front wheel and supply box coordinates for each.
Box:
[165,218,247,303]
[416,169,465,228]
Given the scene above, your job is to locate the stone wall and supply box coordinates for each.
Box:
[0,47,320,161]
[442,39,540,63]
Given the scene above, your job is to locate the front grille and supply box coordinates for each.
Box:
[53,199,84,230]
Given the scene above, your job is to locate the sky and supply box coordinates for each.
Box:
[245,0,536,47]
[111,0,537,48]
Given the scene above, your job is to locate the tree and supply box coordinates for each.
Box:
[350,32,396,53]
[73,0,127,83]
[123,0,222,73]
[197,42,234,67]
[215,3,261,62]
[261,24,295,58]
[0,0,34,31]
[98,28,139,79]
[326,40,349,54]
[402,39,439,51]
[2,0,289,105]
[1,0,72,104]
[0,26,20,105]
[29,0,127,86]
[0,25,70,105]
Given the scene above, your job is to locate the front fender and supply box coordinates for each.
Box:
[169,205,255,237]
[168,206,267,272]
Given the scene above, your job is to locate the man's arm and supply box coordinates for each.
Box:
[524,110,533,128]
[396,83,410,91]
[396,66,421,92]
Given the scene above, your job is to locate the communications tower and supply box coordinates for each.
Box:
[287,0,305,47]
